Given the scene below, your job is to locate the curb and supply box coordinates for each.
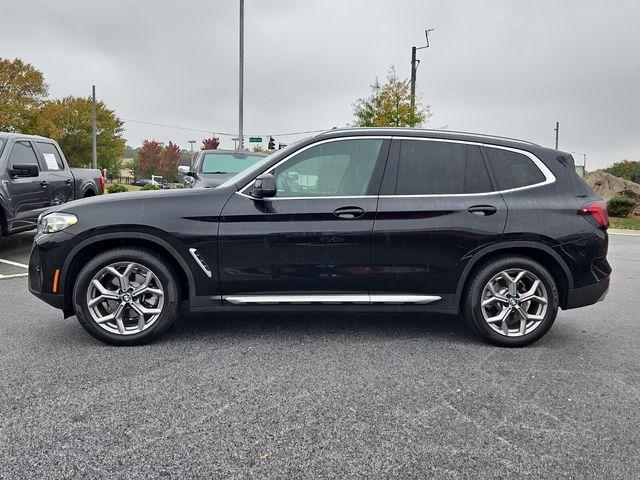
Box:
[608,229,640,236]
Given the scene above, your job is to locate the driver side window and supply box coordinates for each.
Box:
[271,138,383,197]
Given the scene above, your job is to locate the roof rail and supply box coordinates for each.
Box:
[324,127,540,147]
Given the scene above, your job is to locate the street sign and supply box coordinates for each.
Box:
[249,137,262,143]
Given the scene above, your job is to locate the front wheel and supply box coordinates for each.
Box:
[73,248,180,345]
[463,256,559,347]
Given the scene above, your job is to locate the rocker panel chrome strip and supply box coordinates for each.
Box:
[223,294,441,305]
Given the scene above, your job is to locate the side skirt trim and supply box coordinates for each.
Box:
[222,294,441,305]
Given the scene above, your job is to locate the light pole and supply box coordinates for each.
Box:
[572,151,587,172]
[188,140,196,167]
[238,0,244,151]
[410,28,434,125]
[92,85,97,169]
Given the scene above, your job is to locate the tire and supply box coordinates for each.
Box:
[73,247,180,345]
[463,255,558,347]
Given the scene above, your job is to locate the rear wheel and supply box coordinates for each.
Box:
[73,248,180,345]
[463,256,558,347]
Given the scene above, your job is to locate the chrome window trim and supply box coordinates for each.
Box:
[223,294,441,305]
[236,135,555,201]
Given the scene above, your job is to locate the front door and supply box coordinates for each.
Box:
[4,140,48,230]
[217,137,390,302]
[370,138,508,305]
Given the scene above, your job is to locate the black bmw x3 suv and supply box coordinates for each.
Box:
[29,128,611,347]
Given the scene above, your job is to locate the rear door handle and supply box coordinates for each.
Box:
[65,178,73,184]
[40,180,50,187]
[334,206,365,219]
[468,205,497,216]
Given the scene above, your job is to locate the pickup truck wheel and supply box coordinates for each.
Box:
[73,248,180,345]
[463,256,559,347]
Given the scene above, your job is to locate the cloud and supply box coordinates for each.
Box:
[2,0,639,167]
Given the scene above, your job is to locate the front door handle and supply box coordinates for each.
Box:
[40,180,50,187]
[468,205,497,216]
[334,206,365,219]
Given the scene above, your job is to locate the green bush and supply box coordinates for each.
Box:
[141,183,159,191]
[607,194,636,218]
[106,183,128,194]
[172,183,184,189]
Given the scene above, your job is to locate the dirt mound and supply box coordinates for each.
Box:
[585,170,640,202]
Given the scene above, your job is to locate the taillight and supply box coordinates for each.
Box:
[580,200,609,229]
[98,176,105,193]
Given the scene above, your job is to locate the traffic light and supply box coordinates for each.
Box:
[268,136,275,150]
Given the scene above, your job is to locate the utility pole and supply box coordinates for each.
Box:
[554,121,559,150]
[92,85,97,169]
[410,28,434,124]
[238,0,244,151]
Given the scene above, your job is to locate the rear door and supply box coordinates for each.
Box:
[34,141,74,205]
[370,138,508,305]
[4,139,49,229]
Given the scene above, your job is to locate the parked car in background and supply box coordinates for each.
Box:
[29,128,610,347]
[179,149,267,188]
[0,133,104,245]
[132,179,162,188]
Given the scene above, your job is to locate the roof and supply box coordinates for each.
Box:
[316,127,544,151]
[0,132,50,141]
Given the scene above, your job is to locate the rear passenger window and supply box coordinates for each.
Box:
[484,148,546,190]
[395,140,493,195]
[37,142,64,171]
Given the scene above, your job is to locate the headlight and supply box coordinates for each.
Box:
[39,213,78,234]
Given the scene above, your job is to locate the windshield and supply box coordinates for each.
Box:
[201,152,265,174]
[218,140,305,189]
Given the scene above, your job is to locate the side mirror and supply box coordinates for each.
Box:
[250,173,277,199]
[9,164,39,178]
[178,165,190,175]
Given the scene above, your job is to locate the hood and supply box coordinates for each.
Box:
[195,173,235,188]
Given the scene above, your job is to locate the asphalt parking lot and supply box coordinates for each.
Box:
[1,231,638,479]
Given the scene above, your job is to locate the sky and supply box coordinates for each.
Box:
[2,0,639,169]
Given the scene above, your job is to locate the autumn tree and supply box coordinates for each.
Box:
[158,141,181,181]
[202,137,220,149]
[352,66,432,128]
[28,96,126,176]
[0,58,48,132]
[135,140,164,178]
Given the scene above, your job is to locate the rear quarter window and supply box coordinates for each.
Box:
[484,147,546,190]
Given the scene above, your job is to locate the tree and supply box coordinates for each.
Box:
[352,66,432,128]
[28,96,126,176]
[135,140,164,179]
[252,145,266,153]
[0,58,48,132]
[202,137,220,149]
[158,141,181,181]
[605,160,640,185]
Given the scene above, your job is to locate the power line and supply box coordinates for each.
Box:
[121,118,327,138]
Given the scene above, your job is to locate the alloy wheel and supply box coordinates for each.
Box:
[480,268,548,337]
[86,261,164,335]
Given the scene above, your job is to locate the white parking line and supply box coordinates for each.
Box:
[0,258,29,269]
[0,258,29,280]
[0,272,28,279]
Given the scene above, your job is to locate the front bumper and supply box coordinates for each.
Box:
[564,275,610,310]
[28,233,70,312]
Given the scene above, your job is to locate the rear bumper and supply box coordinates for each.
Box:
[564,275,610,310]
